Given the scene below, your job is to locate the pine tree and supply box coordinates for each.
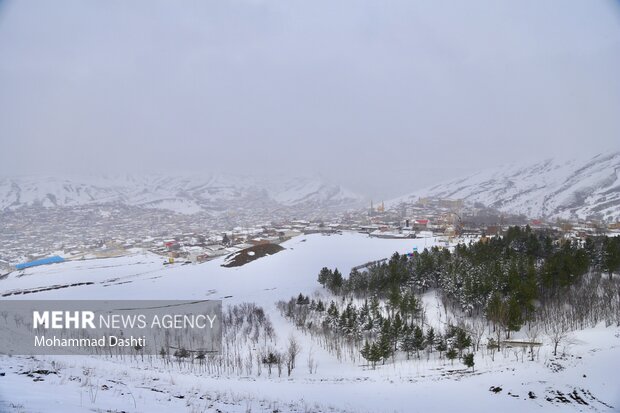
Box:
[348,268,367,296]
[326,301,339,328]
[391,313,403,351]
[359,299,370,327]
[327,301,339,317]
[412,325,425,358]
[399,325,415,360]
[370,296,381,319]
[435,337,447,359]
[369,342,382,368]
[387,286,401,317]
[333,268,344,292]
[521,260,538,321]
[463,353,475,372]
[603,236,620,279]
[446,348,458,365]
[400,292,421,324]
[506,295,523,338]
[341,301,359,337]
[318,267,332,287]
[454,327,471,356]
[378,318,393,364]
[425,327,435,354]
[486,291,505,349]
[360,340,372,365]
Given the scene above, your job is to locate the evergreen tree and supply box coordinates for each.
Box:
[463,353,475,371]
[454,327,472,356]
[401,292,421,324]
[391,313,404,351]
[297,293,309,305]
[399,325,415,360]
[359,299,370,326]
[348,268,368,296]
[378,318,393,363]
[603,236,620,279]
[370,296,381,319]
[360,340,372,365]
[435,337,447,358]
[327,301,339,318]
[486,292,505,333]
[425,327,435,354]
[412,325,425,358]
[506,295,523,338]
[318,267,332,287]
[446,348,458,365]
[326,301,339,328]
[521,260,538,321]
[387,286,401,317]
[330,268,344,293]
[369,342,382,368]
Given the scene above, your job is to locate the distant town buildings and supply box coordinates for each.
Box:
[0,196,617,273]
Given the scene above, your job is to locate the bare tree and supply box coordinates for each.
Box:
[525,325,541,361]
[307,347,317,374]
[287,335,301,371]
[466,318,486,352]
[544,304,570,357]
[276,352,284,377]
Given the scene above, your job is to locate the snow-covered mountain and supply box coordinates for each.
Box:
[0,174,364,214]
[390,152,620,222]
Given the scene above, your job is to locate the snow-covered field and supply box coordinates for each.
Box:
[0,232,618,412]
[0,232,440,304]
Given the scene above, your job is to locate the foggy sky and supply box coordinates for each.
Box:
[0,0,619,199]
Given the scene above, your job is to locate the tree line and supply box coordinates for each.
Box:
[297,226,620,367]
[318,226,620,334]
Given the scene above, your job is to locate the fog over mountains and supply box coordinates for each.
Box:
[1,151,619,222]
[390,152,620,222]
[0,174,364,215]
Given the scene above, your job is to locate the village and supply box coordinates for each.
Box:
[2,196,618,276]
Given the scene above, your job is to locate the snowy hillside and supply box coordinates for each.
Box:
[390,152,620,222]
[0,233,618,412]
[0,233,430,303]
[268,176,361,208]
[0,174,364,214]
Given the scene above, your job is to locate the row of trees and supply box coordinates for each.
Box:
[278,294,476,369]
[359,323,473,368]
[106,302,308,378]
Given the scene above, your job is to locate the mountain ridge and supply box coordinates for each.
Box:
[389,152,620,222]
[0,174,364,215]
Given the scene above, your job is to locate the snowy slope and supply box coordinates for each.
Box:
[0,232,430,303]
[390,152,620,221]
[268,176,362,208]
[0,174,364,214]
[0,233,618,412]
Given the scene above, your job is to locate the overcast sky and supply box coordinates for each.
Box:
[0,0,619,199]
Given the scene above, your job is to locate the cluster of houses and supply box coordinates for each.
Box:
[351,197,620,241]
[154,226,299,264]
[3,197,619,276]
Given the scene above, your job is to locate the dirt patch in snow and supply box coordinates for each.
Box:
[222,244,285,268]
